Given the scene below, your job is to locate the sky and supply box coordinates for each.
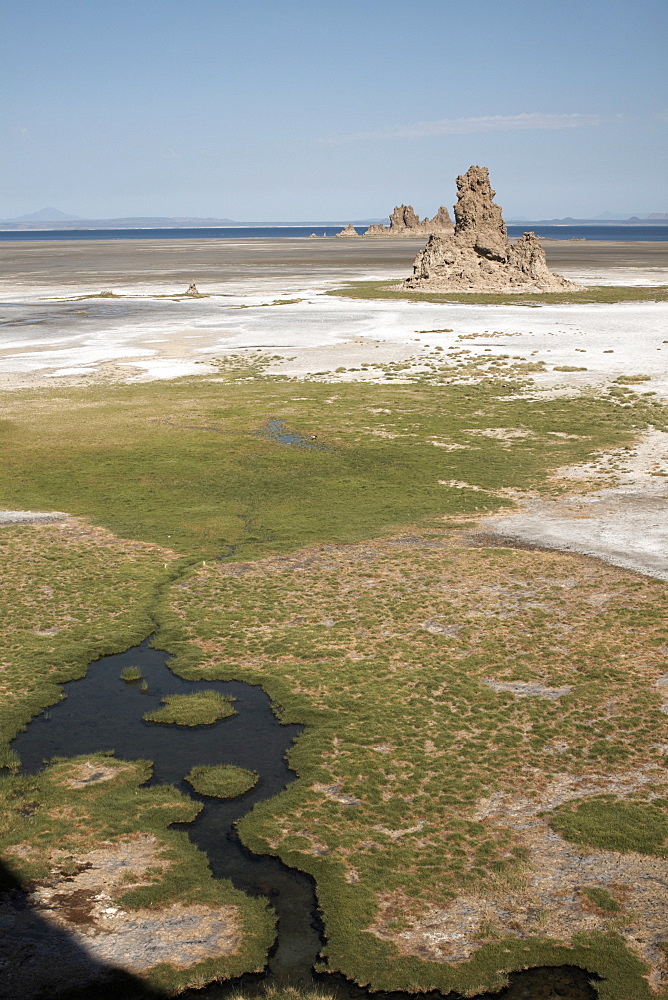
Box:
[1,0,667,220]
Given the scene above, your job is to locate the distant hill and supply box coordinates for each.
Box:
[3,209,665,232]
[0,214,386,231]
[8,207,83,222]
[0,214,242,230]
[507,214,667,225]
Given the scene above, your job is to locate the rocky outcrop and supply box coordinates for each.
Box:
[429,205,454,232]
[335,223,359,238]
[390,204,422,230]
[452,164,507,260]
[405,166,576,292]
[364,205,454,237]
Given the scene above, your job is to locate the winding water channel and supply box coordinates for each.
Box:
[10,640,598,1000]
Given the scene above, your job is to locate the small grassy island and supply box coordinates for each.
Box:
[120,665,142,682]
[143,690,236,726]
[185,764,259,798]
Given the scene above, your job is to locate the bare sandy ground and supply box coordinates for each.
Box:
[480,429,668,581]
[0,236,665,296]
[0,238,666,390]
[0,236,666,580]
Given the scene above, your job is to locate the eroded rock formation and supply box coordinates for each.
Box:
[405,166,576,292]
[364,205,454,237]
[335,223,359,238]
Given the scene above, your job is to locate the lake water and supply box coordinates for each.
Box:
[0,225,666,242]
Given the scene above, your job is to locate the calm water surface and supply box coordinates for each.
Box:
[0,225,666,242]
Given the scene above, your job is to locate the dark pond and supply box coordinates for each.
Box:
[8,641,598,1000]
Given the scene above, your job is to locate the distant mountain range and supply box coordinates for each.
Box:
[0,207,666,231]
[0,210,241,230]
[507,213,668,225]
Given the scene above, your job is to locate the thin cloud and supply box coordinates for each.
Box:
[324,112,606,144]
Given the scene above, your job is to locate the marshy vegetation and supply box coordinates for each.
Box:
[546,796,668,855]
[0,369,664,558]
[0,368,667,998]
[0,754,275,993]
[185,764,259,798]
[121,665,143,682]
[159,531,668,998]
[143,690,236,726]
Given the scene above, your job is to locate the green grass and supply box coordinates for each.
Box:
[185,764,259,798]
[546,797,668,855]
[326,279,668,305]
[0,521,177,770]
[582,887,622,913]
[120,665,142,682]
[229,989,334,1000]
[143,690,236,726]
[0,375,664,559]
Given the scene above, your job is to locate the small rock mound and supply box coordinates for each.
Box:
[364,204,453,237]
[335,223,359,238]
[185,281,199,295]
[405,166,576,292]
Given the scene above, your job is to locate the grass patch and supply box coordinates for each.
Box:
[614,375,653,384]
[143,690,236,726]
[546,797,668,855]
[185,764,259,798]
[120,665,142,682]
[326,279,668,305]
[582,887,621,913]
[229,990,334,1000]
[230,991,334,1000]
[553,366,588,372]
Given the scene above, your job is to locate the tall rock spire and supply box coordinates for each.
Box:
[405,165,575,292]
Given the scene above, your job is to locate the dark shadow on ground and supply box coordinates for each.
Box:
[0,858,167,1000]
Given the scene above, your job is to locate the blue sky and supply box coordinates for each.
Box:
[2,0,666,219]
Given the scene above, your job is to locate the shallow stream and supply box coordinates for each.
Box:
[10,640,598,1000]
